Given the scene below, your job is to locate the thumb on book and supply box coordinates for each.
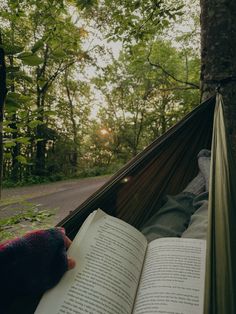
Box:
[67,257,76,270]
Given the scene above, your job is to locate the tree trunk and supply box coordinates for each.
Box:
[200,2,236,313]
[35,90,46,176]
[65,76,78,173]
[9,55,20,181]
[34,46,49,177]
[200,0,236,156]
[0,37,7,199]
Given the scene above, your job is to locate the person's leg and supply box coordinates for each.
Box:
[198,149,211,191]
[141,149,211,242]
[141,192,196,242]
[181,192,208,240]
[181,150,211,240]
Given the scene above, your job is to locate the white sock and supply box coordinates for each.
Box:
[183,172,205,195]
[198,149,211,191]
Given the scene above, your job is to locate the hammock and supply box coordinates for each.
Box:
[58,94,236,313]
[12,94,236,313]
[204,94,236,313]
[59,96,215,238]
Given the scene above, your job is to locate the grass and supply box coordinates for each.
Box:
[0,199,56,241]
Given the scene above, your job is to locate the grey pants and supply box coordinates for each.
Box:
[141,191,208,242]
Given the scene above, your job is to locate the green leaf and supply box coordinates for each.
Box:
[44,110,57,116]
[76,0,96,9]
[15,137,30,145]
[6,92,22,100]
[18,73,34,83]
[5,92,22,112]
[19,95,32,103]
[0,44,24,55]
[6,104,20,114]
[4,153,12,159]
[16,155,27,164]
[6,66,21,73]
[28,120,44,128]
[3,140,16,148]
[52,49,67,59]
[3,126,17,133]
[49,39,59,49]
[35,138,44,142]
[31,39,44,53]
[18,52,44,66]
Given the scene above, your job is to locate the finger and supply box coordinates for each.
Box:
[64,235,72,249]
[67,257,76,270]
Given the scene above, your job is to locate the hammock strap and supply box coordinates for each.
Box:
[204,93,236,314]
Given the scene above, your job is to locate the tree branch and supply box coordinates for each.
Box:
[40,59,76,94]
[134,2,164,37]
[37,44,49,78]
[41,47,92,95]
[158,86,197,91]
[147,48,199,89]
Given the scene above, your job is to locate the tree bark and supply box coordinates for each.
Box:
[9,55,20,180]
[65,75,78,173]
[35,89,46,176]
[200,2,236,313]
[0,36,7,198]
[34,46,48,176]
[200,0,236,155]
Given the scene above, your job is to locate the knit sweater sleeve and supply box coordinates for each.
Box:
[0,228,68,303]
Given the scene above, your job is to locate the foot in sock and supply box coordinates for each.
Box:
[198,149,211,191]
[183,171,205,195]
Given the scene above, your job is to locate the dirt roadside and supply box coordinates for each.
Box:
[0,176,110,240]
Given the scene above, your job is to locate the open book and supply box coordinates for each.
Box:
[35,209,206,314]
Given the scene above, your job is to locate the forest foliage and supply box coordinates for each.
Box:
[0,0,200,188]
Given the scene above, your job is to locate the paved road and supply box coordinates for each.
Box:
[0,176,110,224]
[33,178,109,223]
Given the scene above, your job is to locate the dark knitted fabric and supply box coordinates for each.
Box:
[0,228,68,307]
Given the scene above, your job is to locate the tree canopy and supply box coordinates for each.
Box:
[0,0,201,188]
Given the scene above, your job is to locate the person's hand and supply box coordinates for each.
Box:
[63,234,76,270]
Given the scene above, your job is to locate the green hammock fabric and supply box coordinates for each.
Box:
[11,95,236,313]
[59,97,215,239]
[60,94,236,313]
[204,94,236,314]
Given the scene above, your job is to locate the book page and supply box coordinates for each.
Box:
[133,238,206,314]
[35,210,147,314]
